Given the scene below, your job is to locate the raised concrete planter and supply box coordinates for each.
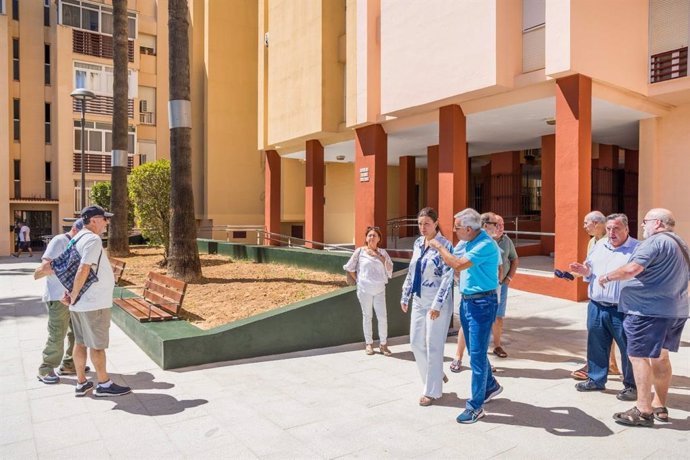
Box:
[111,240,411,369]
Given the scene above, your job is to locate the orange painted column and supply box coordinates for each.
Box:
[597,144,617,169]
[438,105,468,244]
[305,139,324,249]
[399,155,416,237]
[426,145,439,211]
[264,150,281,246]
[355,124,387,247]
[555,74,592,301]
[624,149,639,236]
[540,135,555,255]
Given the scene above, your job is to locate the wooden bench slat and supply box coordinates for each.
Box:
[114,271,187,323]
[149,272,186,292]
[114,298,174,321]
[146,280,185,305]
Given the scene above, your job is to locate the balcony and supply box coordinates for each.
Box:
[73,153,134,175]
[73,96,134,118]
[73,29,134,62]
[650,47,688,83]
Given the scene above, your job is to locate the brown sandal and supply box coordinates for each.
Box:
[613,406,654,427]
[419,396,435,407]
[653,406,669,422]
[571,365,588,381]
[493,346,508,358]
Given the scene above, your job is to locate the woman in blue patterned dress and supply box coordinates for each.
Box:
[401,207,454,406]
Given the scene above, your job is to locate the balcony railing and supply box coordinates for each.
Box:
[139,111,155,125]
[73,96,134,118]
[73,29,134,62]
[73,153,134,175]
[650,47,688,83]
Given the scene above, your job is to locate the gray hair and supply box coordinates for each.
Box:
[71,218,84,231]
[646,208,676,230]
[585,211,606,224]
[606,213,628,228]
[454,208,481,230]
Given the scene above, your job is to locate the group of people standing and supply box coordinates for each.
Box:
[345,206,519,424]
[345,205,688,428]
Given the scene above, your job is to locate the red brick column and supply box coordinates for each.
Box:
[355,124,387,247]
[426,145,439,211]
[439,105,468,244]
[305,139,324,249]
[264,150,281,246]
[399,155,416,237]
[555,74,592,301]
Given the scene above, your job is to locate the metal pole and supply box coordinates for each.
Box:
[80,100,86,210]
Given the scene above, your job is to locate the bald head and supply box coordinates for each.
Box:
[646,208,675,230]
[584,210,606,238]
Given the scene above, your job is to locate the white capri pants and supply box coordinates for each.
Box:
[356,288,388,344]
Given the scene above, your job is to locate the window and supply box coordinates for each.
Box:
[1,0,5,15]
[13,160,20,198]
[45,103,51,144]
[11,0,17,20]
[59,0,136,38]
[44,0,49,26]
[12,39,19,80]
[13,99,20,141]
[74,61,137,97]
[73,121,136,155]
[45,162,52,199]
[44,44,50,85]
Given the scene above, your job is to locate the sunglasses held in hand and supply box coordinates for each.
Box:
[554,269,575,281]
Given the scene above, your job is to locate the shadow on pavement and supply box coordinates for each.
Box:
[493,367,575,381]
[0,267,37,276]
[0,295,45,320]
[111,393,208,416]
[482,399,614,436]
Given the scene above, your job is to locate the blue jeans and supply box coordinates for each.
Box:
[460,293,499,411]
[587,301,634,388]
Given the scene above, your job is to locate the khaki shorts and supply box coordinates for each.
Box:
[70,308,111,349]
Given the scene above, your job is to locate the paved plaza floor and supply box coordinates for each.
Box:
[1,255,689,459]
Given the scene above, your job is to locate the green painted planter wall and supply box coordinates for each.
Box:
[111,240,412,369]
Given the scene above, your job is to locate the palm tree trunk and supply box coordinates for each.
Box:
[109,0,130,256]
[167,0,201,281]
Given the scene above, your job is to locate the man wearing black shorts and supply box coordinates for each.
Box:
[598,208,689,427]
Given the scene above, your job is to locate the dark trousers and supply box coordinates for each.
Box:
[586,300,635,388]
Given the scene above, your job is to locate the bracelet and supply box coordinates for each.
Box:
[604,275,610,283]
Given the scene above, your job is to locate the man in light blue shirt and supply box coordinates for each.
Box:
[431,208,502,424]
[569,213,638,400]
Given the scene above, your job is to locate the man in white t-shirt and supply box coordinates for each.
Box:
[12,221,32,257]
[36,219,87,384]
[63,205,131,397]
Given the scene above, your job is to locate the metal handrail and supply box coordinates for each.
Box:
[258,230,355,253]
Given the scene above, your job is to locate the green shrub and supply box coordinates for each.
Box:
[128,159,171,259]
[89,181,135,229]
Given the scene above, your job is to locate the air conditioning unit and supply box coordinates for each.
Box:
[139,100,147,113]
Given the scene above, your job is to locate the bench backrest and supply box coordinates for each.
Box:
[142,271,187,315]
[110,258,126,284]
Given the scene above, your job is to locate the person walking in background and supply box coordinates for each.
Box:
[600,208,689,427]
[568,213,638,401]
[401,207,454,407]
[432,208,503,424]
[35,219,91,384]
[12,221,32,258]
[491,214,519,359]
[572,210,620,380]
[344,226,394,356]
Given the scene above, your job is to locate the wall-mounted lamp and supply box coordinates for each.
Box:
[545,118,556,126]
[335,155,345,161]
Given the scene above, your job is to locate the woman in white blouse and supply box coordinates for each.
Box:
[344,226,394,356]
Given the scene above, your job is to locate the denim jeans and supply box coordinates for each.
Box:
[460,293,499,411]
[587,301,634,388]
[39,300,75,375]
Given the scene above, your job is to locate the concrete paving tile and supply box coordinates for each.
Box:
[32,413,101,453]
[29,391,90,423]
[1,389,30,417]
[0,439,37,459]
[40,439,109,460]
[158,415,236,456]
[0,413,34,446]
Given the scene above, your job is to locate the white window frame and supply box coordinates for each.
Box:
[58,0,137,39]
[1,0,6,16]
[74,61,138,98]
[73,121,137,156]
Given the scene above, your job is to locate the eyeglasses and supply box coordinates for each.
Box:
[641,219,658,225]
[453,225,468,231]
[366,226,380,231]
[483,222,498,226]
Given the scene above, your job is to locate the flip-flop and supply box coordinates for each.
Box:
[571,368,588,380]
[450,359,462,373]
[653,406,669,422]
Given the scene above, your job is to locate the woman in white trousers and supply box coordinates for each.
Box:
[400,208,454,406]
[344,226,394,355]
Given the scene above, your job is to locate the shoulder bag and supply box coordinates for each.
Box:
[50,234,102,303]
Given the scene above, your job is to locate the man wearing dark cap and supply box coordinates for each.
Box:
[63,205,131,397]
[35,219,90,384]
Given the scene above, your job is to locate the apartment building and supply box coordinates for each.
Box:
[1,0,169,255]
[245,0,690,301]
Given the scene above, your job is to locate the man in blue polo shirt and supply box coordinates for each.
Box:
[431,208,502,424]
